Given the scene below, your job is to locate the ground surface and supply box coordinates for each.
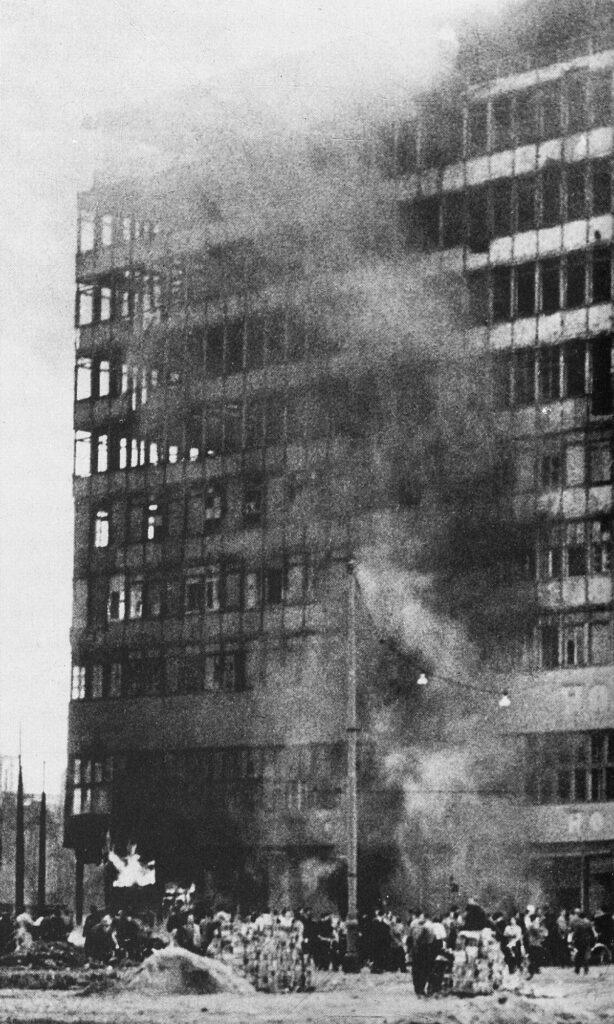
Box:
[0,966,613,1024]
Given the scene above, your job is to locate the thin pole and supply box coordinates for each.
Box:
[37,763,47,914]
[15,757,25,915]
[343,561,360,971]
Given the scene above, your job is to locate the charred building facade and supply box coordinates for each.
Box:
[399,14,614,907]
[67,3,613,913]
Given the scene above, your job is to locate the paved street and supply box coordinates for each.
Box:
[1,967,613,1024]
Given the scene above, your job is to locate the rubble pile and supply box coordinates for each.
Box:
[0,941,112,991]
[126,947,253,994]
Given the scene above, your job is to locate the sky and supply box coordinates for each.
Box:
[0,0,517,796]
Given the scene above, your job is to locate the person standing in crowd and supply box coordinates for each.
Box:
[503,914,524,973]
[526,912,548,978]
[571,911,595,975]
[409,911,436,996]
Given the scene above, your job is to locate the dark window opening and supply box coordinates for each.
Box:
[590,70,611,128]
[206,323,224,377]
[490,179,512,238]
[404,197,439,248]
[492,266,511,322]
[541,258,560,314]
[468,187,489,252]
[492,94,513,151]
[395,121,418,175]
[591,338,613,416]
[442,193,465,248]
[468,102,488,156]
[541,164,562,227]
[225,318,244,375]
[539,81,561,141]
[515,89,539,146]
[591,158,612,217]
[515,262,536,318]
[566,73,588,134]
[515,348,535,406]
[243,481,264,525]
[538,346,560,402]
[592,246,611,304]
[540,452,562,489]
[541,623,560,669]
[515,176,536,233]
[565,162,587,221]
[564,340,586,398]
[265,567,285,605]
[566,251,586,308]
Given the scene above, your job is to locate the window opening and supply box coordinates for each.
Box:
[74,431,92,477]
[79,214,94,253]
[71,665,86,700]
[76,357,92,401]
[565,251,586,308]
[94,509,109,548]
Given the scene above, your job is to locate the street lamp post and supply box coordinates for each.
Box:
[343,560,361,972]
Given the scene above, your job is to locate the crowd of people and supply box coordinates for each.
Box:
[1,895,613,997]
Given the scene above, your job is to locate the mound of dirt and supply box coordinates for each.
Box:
[125,947,253,994]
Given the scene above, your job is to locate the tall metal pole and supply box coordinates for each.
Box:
[37,763,47,915]
[343,561,360,972]
[15,756,25,915]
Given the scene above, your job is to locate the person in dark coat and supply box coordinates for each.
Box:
[464,899,489,931]
[409,913,435,996]
[571,912,595,975]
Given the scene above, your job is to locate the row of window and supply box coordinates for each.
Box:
[493,336,612,411]
[68,745,344,816]
[404,157,611,252]
[539,615,612,669]
[390,70,612,174]
[73,382,372,477]
[469,246,612,324]
[91,489,224,548]
[516,435,612,492]
[71,644,251,700]
[78,559,317,629]
[526,730,614,805]
[538,517,612,579]
[78,213,160,254]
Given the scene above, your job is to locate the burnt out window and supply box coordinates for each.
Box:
[540,164,561,227]
[591,70,612,128]
[565,521,586,577]
[491,266,511,322]
[538,346,560,402]
[514,176,536,233]
[540,622,560,669]
[563,341,586,398]
[206,322,224,377]
[515,88,539,146]
[265,566,285,605]
[490,179,512,238]
[539,80,561,141]
[539,451,563,489]
[565,251,586,309]
[591,158,612,217]
[94,509,110,548]
[225,317,244,375]
[245,315,265,370]
[442,193,465,248]
[204,482,224,527]
[540,258,560,315]
[467,101,488,156]
[467,186,489,252]
[515,262,536,318]
[514,348,536,406]
[492,94,513,151]
[565,73,589,134]
[591,246,611,305]
[565,163,587,221]
[243,480,264,525]
[590,337,613,416]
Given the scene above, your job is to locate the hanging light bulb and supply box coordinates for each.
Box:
[417,673,429,687]
[498,690,511,709]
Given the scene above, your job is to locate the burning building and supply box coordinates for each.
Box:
[66,0,613,916]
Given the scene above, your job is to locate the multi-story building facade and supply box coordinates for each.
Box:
[398,22,613,909]
[66,4,613,914]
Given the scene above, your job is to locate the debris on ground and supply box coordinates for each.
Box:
[125,947,254,994]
